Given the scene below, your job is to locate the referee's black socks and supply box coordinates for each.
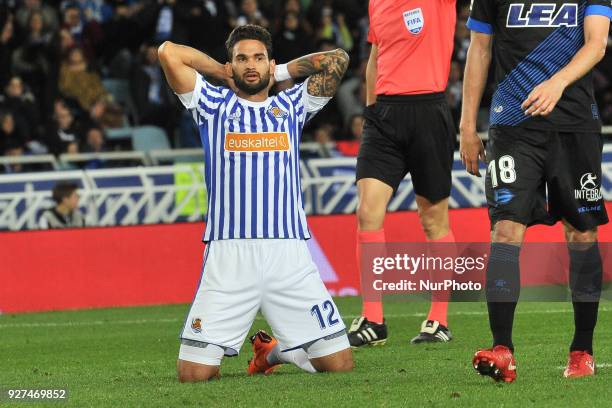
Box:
[569,243,603,356]
[485,243,521,352]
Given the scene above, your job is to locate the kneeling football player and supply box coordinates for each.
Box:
[158,25,354,381]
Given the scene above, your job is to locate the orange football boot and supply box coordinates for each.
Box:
[247,330,280,375]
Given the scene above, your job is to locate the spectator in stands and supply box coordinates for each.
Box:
[130,42,177,139]
[87,95,125,129]
[58,27,74,57]
[62,3,84,40]
[0,107,31,172]
[317,7,353,52]
[99,1,143,77]
[0,13,16,88]
[39,181,86,229]
[0,0,609,161]
[70,0,108,24]
[173,0,233,62]
[0,76,41,145]
[279,0,313,36]
[11,10,58,115]
[233,0,269,28]
[15,0,59,35]
[0,111,26,155]
[273,11,313,63]
[152,0,175,43]
[61,2,103,62]
[58,47,107,111]
[45,99,84,155]
[81,126,108,168]
[312,123,336,158]
[82,126,106,153]
[335,113,363,157]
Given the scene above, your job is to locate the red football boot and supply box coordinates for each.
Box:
[246,330,280,375]
[564,351,595,378]
[473,345,517,383]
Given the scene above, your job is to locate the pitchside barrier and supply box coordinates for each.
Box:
[2,145,612,231]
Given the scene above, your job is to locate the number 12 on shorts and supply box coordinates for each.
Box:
[488,155,516,188]
[311,301,340,330]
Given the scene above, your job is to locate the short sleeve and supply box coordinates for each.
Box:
[467,0,496,34]
[278,79,332,124]
[585,1,612,19]
[367,0,377,44]
[175,73,226,124]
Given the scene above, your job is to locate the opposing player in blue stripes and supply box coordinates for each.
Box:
[158,24,353,382]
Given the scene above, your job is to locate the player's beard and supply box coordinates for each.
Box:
[233,68,271,95]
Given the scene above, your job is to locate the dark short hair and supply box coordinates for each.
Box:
[225,24,273,61]
[52,182,78,204]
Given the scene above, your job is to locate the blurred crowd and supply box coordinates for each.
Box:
[0,0,611,170]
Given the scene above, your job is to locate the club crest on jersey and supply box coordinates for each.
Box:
[191,318,202,334]
[403,8,424,35]
[506,3,578,27]
[267,106,287,118]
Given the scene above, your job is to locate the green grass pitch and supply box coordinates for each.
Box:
[1,298,611,407]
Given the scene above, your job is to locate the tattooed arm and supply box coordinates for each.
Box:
[285,48,350,97]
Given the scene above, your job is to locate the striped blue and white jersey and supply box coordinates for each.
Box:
[178,74,331,241]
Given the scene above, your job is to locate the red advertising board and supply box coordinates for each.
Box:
[1,206,611,313]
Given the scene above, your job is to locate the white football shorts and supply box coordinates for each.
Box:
[178,238,348,365]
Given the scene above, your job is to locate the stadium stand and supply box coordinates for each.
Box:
[1,0,612,232]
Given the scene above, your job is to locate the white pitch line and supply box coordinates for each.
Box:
[0,317,181,329]
[0,307,610,330]
[556,363,611,370]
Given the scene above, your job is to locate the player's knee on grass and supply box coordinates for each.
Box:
[492,220,526,244]
[416,195,449,240]
[302,331,353,372]
[302,332,353,372]
[177,360,220,382]
[177,342,224,382]
[310,349,354,372]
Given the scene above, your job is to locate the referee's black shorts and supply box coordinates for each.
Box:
[356,93,456,202]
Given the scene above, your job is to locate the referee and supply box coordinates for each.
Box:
[349,0,458,347]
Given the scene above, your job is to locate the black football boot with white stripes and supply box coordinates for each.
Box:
[347,317,388,347]
[410,320,452,344]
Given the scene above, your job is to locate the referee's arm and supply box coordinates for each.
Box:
[460,32,492,177]
[157,41,230,94]
[365,44,377,106]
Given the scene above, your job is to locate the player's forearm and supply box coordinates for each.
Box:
[284,49,349,97]
[286,49,350,79]
[550,37,607,89]
[365,46,377,106]
[158,41,225,83]
[460,40,492,132]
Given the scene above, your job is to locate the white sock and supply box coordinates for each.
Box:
[266,344,316,373]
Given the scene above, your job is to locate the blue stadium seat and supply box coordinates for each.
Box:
[132,126,170,152]
[102,78,138,125]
